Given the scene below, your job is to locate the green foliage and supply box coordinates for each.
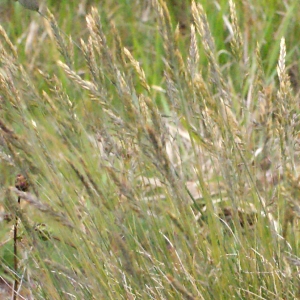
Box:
[0,0,300,299]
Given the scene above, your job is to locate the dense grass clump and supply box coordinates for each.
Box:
[0,0,300,299]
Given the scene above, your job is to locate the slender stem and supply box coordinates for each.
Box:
[13,196,21,300]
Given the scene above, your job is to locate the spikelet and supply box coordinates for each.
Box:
[152,0,176,71]
[80,37,100,85]
[0,24,17,59]
[191,1,229,106]
[57,60,106,105]
[47,10,73,68]
[277,37,292,102]
[229,0,243,61]
[123,47,150,92]
[187,24,199,80]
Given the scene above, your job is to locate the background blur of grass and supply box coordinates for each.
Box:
[0,0,300,299]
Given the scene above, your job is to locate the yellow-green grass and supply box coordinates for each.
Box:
[0,0,299,299]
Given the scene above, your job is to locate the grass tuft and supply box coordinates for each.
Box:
[0,0,300,298]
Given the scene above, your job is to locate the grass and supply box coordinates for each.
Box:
[0,0,300,299]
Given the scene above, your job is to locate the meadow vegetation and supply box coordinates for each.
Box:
[0,0,300,299]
